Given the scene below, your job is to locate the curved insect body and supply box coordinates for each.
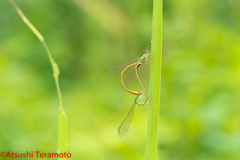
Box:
[111,50,151,137]
[119,50,151,96]
[110,50,151,88]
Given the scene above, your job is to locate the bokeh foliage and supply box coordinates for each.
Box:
[0,0,240,160]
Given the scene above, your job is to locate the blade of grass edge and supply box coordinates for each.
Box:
[8,1,67,159]
[145,0,162,159]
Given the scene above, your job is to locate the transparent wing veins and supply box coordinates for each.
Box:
[118,101,136,137]
[109,57,138,77]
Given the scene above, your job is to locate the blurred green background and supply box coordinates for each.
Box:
[1,0,240,159]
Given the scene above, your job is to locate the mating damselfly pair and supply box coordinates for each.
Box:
[110,50,152,137]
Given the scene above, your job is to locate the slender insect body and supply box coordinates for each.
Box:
[111,50,151,137]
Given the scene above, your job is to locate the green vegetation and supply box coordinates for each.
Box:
[145,0,162,159]
[1,0,240,160]
[8,0,66,159]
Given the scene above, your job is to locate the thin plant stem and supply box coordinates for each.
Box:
[8,1,67,159]
[145,0,162,159]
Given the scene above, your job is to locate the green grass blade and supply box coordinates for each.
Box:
[9,1,67,159]
[145,0,162,159]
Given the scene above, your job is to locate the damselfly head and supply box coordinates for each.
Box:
[135,92,148,106]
